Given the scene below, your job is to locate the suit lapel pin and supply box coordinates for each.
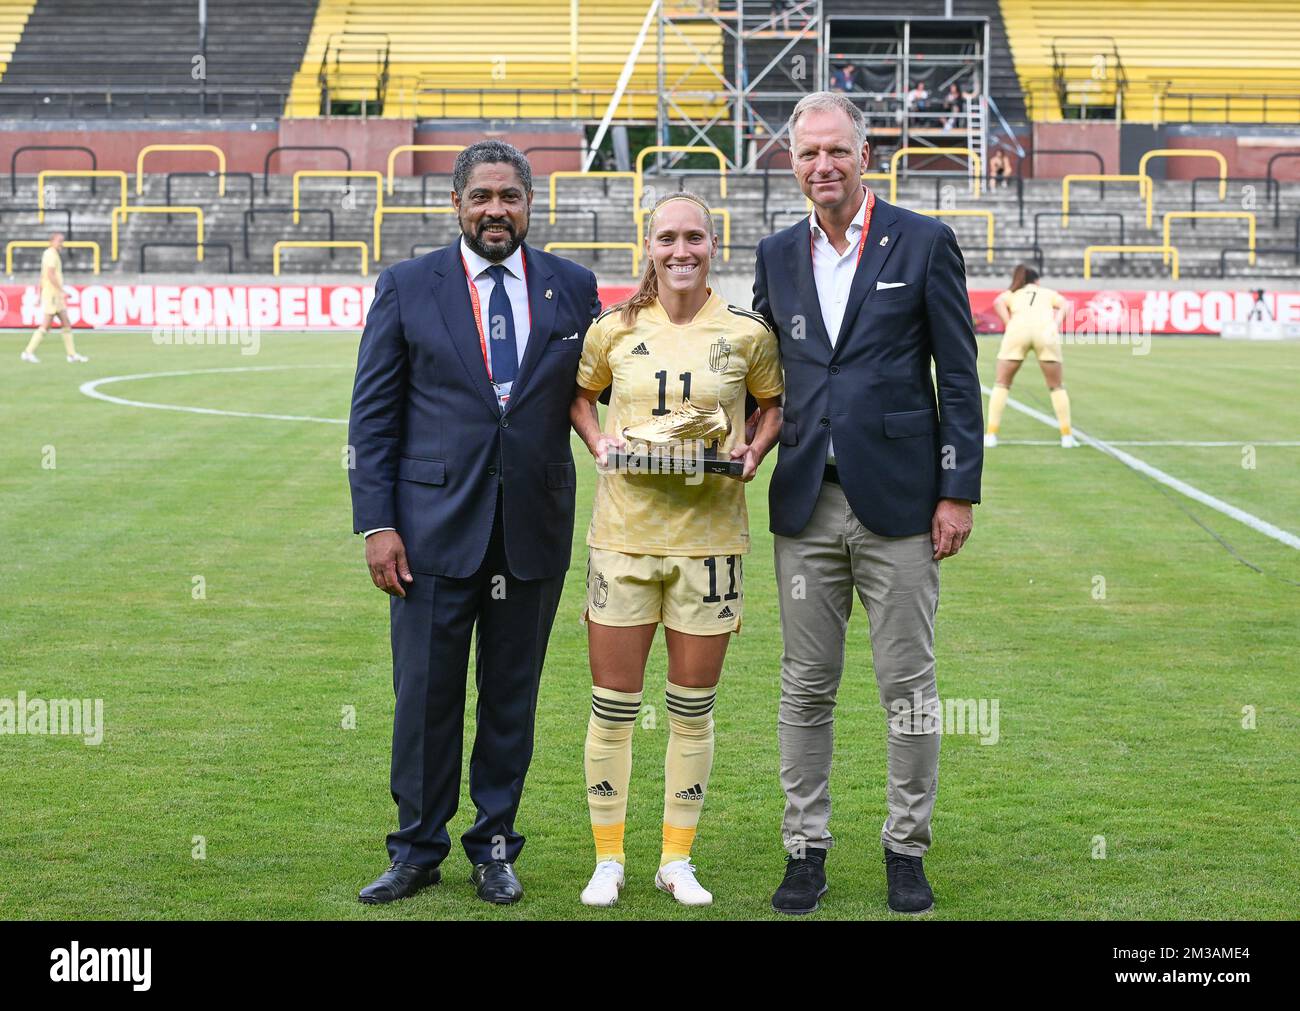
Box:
[545,288,553,300]
[880,235,889,247]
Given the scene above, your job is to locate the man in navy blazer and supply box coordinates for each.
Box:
[348,140,600,905]
[753,93,982,916]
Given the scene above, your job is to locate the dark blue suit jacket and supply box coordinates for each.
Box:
[348,241,600,579]
[753,196,983,539]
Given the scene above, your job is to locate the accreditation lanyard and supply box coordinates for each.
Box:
[810,187,875,267]
[462,248,531,406]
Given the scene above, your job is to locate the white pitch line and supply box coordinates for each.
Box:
[999,439,1300,447]
[983,385,1300,551]
[79,365,351,425]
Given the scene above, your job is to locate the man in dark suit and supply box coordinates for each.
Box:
[752,93,982,915]
[348,140,600,905]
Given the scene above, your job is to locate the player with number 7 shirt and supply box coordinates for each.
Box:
[568,191,784,908]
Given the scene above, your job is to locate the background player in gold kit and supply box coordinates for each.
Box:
[569,192,783,908]
[985,264,1076,448]
[19,233,88,365]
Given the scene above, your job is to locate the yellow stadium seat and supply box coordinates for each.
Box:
[1001,0,1300,123]
[0,1,35,84]
[285,1,724,121]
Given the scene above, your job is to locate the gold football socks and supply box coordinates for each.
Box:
[1049,386,1073,436]
[586,686,641,865]
[986,384,1009,436]
[661,682,716,867]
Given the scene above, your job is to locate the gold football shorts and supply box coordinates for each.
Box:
[584,546,743,636]
[997,323,1062,363]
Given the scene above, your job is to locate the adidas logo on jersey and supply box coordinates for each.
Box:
[630,342,650,356]
[674,783,704,801]
[717,605,735,620]
[588,780,618,797]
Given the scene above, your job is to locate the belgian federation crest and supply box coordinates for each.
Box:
[708,337,731,373]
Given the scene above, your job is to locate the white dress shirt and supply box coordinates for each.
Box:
[459,234,532,378]
[809,186,869,465]
[362,237,532,539]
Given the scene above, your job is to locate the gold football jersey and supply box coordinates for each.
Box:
[576,289,783,556]
[1005,283,1065,335]
[40,246,63,294]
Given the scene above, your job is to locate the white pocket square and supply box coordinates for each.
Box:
[876,281,907,290]
[563,332,579,340]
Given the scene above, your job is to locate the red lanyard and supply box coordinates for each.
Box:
[461,247,531,382]
[811,187,875,266]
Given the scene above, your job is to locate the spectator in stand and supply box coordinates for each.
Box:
[989,148,1012,190]
[831,63,860,93]
[906,80,929,112]
[941,83,962,132]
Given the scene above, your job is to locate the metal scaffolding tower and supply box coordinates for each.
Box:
[656,0,825,171]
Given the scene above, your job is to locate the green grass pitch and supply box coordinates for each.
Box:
[0,328,1296,920]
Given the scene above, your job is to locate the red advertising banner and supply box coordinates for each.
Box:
[1,283,1293,335]
[968,288,1300,336]
[0,283,642,331]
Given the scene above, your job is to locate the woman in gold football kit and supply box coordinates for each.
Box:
[569,192,784,907]
[985,264,1077,448]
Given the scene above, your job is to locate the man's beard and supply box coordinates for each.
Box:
[462,215,527,262]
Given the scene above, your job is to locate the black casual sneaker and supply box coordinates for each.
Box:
[770,847,828,915]
[884,848,934,914]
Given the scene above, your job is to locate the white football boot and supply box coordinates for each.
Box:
[1061,433,1079,448]
[580,860,625,907]
[983,433,998,448]
[67,353,89,363]
[655,859,713,907]
[20,351,39,364]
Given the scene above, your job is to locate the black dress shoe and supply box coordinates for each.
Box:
[884,848,934,914]
[771,847,828,915]
[358,861,441,904]
[471,861,523,904]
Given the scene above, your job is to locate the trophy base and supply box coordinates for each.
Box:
[605,450,743,477]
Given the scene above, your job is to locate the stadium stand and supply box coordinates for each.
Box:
[0,1,34,83]
[285,0,725,120]
[1001,0,1300,122]
[0,0,317,117]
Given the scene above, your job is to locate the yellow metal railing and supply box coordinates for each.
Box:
[634,145,727,211]
[274,239,370,277]
[919,209,995,263]
[549,170,635,224]
[385,144,464,195]
[1138,148,1228,227]
[543,241,639,278]
[111,206,204,262]
[890,147,981,203]
[136,144,227,196]
[6,239,100,275]
[37,169,127,223]
[1084,244,1179,280]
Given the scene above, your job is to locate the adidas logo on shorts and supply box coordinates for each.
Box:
[588,780,618,797]
[630,342,650,356]
[717,605,735,620]
[674,783,704,801]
